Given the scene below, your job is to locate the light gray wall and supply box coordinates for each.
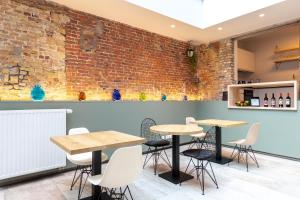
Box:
[197,101,300,159]
[238,24,299,82]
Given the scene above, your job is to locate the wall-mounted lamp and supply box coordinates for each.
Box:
[187,47,194,58]
[186,43,197,72]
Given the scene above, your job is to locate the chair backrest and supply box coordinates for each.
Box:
[186,117,197,126]
[141,118,157,140]
[100,145,142,188]
[69,127,89,135]
[245,123,261,145]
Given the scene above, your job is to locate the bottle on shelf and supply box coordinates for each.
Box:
[286,93,291,108]
[271,93,276,107]
[278,93,283,108]
[263,93,268,107]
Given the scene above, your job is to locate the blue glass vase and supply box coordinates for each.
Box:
[161,94,167,101]
[183,95,188,101]
[112,89,121,101]
[31,84,45,101]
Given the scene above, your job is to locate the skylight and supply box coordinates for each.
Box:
[126,0,286,29]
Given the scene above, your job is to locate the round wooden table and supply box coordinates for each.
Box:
[150,124,203,184]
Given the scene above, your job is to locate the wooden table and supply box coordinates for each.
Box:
[51,131,146,200]
[150,124,203,184]
[196,119,247,164]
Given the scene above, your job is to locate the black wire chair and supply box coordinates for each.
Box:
[181,128,218,195]
[141,118,172,175]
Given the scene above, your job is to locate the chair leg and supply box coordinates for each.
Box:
[143,147,153,169]
[161,149,172,168]
[245,146,249,172]
[228,144,238,166]
[79,168,90,199]
[230,144,238,158]
[184,158,193,173]
[207,161,218,188]
[248,146,259,168]
[77,168,84,200]
[237,145,242,163]
[70,165,79,190]
[126,186,134,200]
[189,159,218,195]
[201,161,205,195]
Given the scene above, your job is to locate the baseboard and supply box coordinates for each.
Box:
[223,144,300,162]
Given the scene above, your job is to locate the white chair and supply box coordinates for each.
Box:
[229,123,261,171]
[68,127,108,199]
[88,145,142,200]
[186,117,207,149]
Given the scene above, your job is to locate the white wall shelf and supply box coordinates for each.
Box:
[228,81,298,111]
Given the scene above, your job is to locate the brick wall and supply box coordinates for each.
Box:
[0,0,234,101]
[197,40,235,100]
[0,0,69,100]
[65,10,199,101]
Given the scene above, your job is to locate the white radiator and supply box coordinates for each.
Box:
[0,109,70,180]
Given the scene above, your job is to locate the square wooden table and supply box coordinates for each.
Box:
[51,130,146,200]
[196,119,247,165]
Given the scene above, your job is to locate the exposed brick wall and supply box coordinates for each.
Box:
[0,0,235,101]
[65,10,199,100]
[196,40,235,100]
[0,0,199,101]
[0,0,69,100]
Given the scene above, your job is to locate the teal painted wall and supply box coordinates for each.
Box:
[197,101,300,159]
[0,101,198,133]
[0,101,197,155]
[2,100,300,184]
[0,101,197,184]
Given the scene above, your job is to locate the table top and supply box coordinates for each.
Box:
[150,124,203,136]
[196,119,247,128]
[50,130,146,155]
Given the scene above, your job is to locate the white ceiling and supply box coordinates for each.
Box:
[50,0,300,43]
[126,0,285,29]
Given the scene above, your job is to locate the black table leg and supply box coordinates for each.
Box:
[159,135,193,184]
[172,135,180,177]
[92,150,102,200]
[81,150,110,200]
[209,126,232,165]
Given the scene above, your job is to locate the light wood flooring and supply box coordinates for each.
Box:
[1,146,300,200]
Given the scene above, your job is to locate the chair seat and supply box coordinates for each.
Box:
[67,152,109,166]
[145,139,170,147]
[191,132,206,138]
[229,139,246,145]
[88,174,103,186]
[182,149,214,160]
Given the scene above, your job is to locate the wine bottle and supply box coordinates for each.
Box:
[263,93,268,107]
[271,93,276,107]
[286,93,291,107]
[278,93,283,108]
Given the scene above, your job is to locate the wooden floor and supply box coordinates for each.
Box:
[1,146,300,200]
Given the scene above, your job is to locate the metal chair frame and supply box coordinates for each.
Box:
[100,186,134,200]
[230,144,259,172]
[182,127,218,195]
[188,127,215,150]
[70,165,91,199]
[141,118,172,175]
